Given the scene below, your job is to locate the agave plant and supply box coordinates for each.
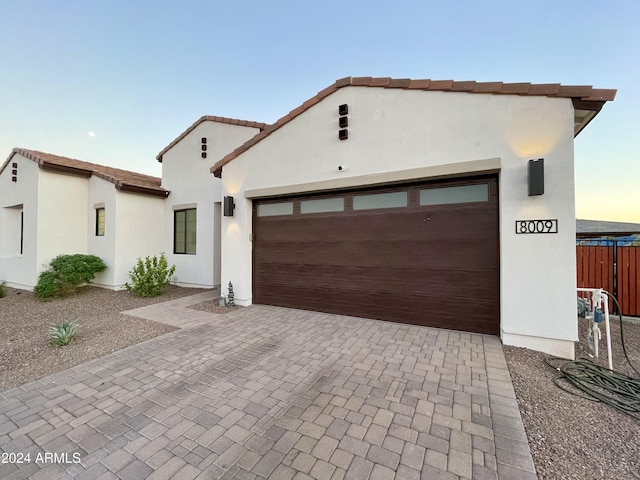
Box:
[49,321,78,346]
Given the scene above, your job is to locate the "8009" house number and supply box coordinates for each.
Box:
[515,219,558,234]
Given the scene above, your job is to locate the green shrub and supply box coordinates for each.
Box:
[34,254,107,299]
[49,321,78,346]
[49,254,107,285]
[125,253,176,297]
[0,282,6,298]
[34,271,64,299]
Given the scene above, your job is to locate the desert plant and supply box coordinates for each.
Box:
[125,253,176,297]
[0,282,6,298]
[34,271,65,299]
[49,254,107,286]
[34,254,107,299]
[49,321,78,346]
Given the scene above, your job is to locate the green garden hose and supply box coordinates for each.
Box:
[545,292,640,420]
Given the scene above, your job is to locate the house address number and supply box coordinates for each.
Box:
[515,219,558,234]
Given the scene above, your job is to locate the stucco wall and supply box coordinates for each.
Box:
[220,86,578,358]
[37,170,89,272]
[113,190,165,287]
[161,121,261,288]
[87,176,117,287]
[0,154,40,288]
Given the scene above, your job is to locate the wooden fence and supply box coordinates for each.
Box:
[576,243,640,316]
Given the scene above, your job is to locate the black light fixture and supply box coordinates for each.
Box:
[223,196,235,216]
[528,158,544,196]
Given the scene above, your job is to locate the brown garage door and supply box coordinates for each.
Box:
[253,175,499,335]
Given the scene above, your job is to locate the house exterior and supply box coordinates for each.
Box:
[156,116,267,288]
[0,149,167,289]
[211,76,616,358]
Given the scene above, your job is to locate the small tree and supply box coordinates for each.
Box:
[125,253,176,297]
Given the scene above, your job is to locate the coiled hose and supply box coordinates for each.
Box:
[546,292,640,420]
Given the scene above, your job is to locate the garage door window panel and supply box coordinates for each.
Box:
[300,197,344,214]
[257,202,294,217]
[353,191,408,210]
[420,183,489,206]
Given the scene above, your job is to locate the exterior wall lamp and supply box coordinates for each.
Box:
[223,196,235,216]
[528,158,544,196]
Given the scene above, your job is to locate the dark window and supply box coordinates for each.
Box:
[174,208,197,254]
[96,208,105,236]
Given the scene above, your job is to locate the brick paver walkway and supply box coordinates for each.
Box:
[0,294,536,479]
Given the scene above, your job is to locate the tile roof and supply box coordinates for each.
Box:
[210,76,617,176]
[2,148,169,197]
[156,115,269,162]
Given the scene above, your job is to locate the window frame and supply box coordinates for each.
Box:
[95,208,105,236]
[174,208,197,254]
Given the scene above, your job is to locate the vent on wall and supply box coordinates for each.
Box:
[201,137,207,159]
[11,162,18,182]
[338,104,349,141]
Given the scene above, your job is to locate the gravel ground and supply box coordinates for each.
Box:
[504,316,640,480]
[188,299,241,314]
[0,285,210,392]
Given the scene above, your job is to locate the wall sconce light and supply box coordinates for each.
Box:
[224,196,235,216]
[528,158,544,196]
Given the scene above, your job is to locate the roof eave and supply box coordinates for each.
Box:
[117,183,170,198]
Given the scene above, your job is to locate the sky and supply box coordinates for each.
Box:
[1,0,638,222]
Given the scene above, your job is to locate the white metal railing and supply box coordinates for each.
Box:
[577,288,613,369]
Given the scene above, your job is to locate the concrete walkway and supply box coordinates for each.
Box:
[0,293,536,479]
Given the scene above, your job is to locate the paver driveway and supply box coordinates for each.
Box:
[0,295,536,479]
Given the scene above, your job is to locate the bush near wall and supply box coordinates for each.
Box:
[125,253,176,298]
[34,254,107,300]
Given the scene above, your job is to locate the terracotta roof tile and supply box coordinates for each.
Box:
[407,79,431,89]
[388,78,411,88]
[210,76,617,176]
[156,115,268,162]
[557,85,594,98]
[473,82,504,93]
[528,83,562,95]
[351,77,373,86]
[450,81,477,92]
[370,77,392,87]
[2,149,169,197]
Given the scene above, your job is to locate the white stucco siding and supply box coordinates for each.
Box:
[87,176,117,287]
[161,120,261,288]
[221,86,578,357]
[113,191,165,288]
[36,170,89,272]
[0,155,40,288]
